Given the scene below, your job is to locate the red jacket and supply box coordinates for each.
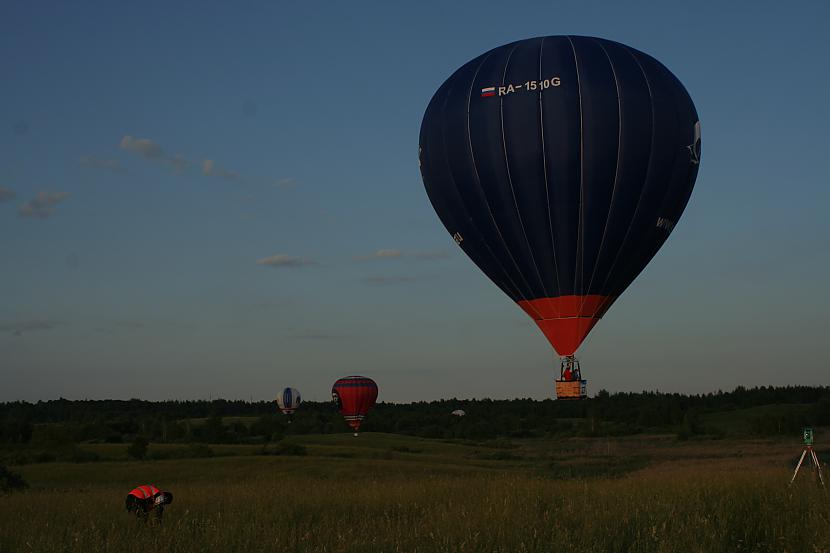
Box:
[128,485,160,500]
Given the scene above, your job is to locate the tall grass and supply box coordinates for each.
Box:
[1,439,827,552]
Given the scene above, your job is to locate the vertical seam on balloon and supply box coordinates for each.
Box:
[624,73,686,275]
[566,36,585,300]
[596,47,656,301]
[581,38,623,315]
[499,41,550,300]
[539,36,563,299]
[464,49,544,318]
[438,76,526,303]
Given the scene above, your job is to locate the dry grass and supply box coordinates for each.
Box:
[1,435,828,552]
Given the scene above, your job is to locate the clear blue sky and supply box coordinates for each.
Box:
[2,0,828,402]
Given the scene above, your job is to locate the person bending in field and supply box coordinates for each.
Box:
[125,484,173,525]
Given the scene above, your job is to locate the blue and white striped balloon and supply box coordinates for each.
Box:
[276,387,302,415]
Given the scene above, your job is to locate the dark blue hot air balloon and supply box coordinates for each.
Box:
[419,36,700,398]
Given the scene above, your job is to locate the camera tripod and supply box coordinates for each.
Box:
[789,445,825,487]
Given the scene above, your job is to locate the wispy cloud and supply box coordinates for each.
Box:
[0,186,15,203]
[79,155,123,172]
[202,159,240,180]
[119,135,163,159]
[18,192,70,219]
[0,319,63,336]
[119,135,188,174]
[115,135,288,186]
[256,254,317,268]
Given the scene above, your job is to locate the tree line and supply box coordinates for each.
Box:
[1,386,829,448]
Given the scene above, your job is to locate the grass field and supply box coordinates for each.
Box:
[1,433,828,552]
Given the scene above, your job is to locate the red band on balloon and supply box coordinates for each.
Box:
[517,295,613,356]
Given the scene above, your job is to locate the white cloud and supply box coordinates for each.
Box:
[115,135,288,184]
[18,192,70,219]
[202,159,240,180]
[256,254,317,268]
[117,136,192,174]
[119,135,163,159]
[116,135,284,184]
[0,186,15,203]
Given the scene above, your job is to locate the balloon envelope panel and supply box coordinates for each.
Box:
[419,35,700,356]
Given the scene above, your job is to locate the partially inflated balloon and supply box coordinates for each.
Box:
[332,376,378,434]
[419,35,700,356]
[276,387,301,416]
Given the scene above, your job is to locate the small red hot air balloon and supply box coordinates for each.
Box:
[332,376,378,436]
